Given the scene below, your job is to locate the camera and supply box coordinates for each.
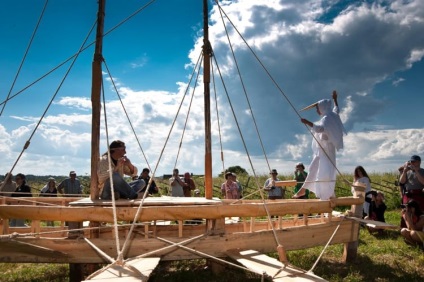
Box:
[400,204,406,209]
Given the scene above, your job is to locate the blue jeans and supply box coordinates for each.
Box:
[101,172,145,200]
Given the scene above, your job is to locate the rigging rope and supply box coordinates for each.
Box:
[100,74,122,262]
[211,61,226,172]
[216,3,272,174]
[211,49,286,259]
[174,57,203,169]
[0,0,49,116]
[0,0,155,108]
[3,20,97,179]
[214,0,351,189]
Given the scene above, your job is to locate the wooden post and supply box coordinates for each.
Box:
[343,183,365,262]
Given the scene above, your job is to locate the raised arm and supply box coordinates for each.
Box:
[332,90,339,108]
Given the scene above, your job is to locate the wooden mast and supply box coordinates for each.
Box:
[90,0,105,200]
[203,0,213,199]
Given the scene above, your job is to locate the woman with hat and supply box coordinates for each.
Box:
[40,177,57,226]
[40,177,58,196]
[264,169,285,199]
[401,200,424,246]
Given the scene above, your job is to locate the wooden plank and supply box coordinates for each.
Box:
[84,257,160,281]
[0,220,359,263]
[227,249,327,281]
[346,217,399,230]
[0,198,363,222]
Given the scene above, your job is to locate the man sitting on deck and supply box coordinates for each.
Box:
[98,140,145,200]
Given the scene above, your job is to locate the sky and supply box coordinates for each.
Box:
[0,0,424,179]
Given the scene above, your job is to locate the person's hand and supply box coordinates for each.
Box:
[332,90,337,99]
[117,156,127,167]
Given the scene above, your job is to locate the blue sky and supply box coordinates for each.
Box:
[1,0,424,178]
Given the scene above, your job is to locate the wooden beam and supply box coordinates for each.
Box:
[0,198,363,222]
[0,220,359,263]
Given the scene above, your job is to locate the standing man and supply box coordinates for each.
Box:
[264,169,285,199]
[58,171,82,196]
[182,172,196,197]
[98,140,145,200]
[400,155,424,210]
[293,90,346,200]
[169,169,185,197]
[294,163,309,199]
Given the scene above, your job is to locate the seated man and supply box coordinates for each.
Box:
[98,140,145,200]
[138,168,159,196]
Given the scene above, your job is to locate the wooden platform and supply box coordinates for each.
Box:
[69,196,223,206]
[83,257,160,281]
[227,249,327,281]
[347,217,399,230]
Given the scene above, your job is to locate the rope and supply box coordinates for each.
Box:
[211,51,285,258]
[216,4,271,173]
[308,216,344,273]
[214,0,351,188]
[174,56,203,169]
[0,0,49,116]
[100,76,122,262]
[0,0,155,109]
[211,61,226,172]
[2,20,96,181]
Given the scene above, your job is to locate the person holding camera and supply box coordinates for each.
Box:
[364,190,386,234]
[400,200,424,246]
[399,155,424,210]
[221,172,239,199]
[169,168,185,197]
[264,169,285,200]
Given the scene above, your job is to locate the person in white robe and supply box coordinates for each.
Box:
[293,90,346,200]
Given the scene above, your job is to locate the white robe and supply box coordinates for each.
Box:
[302,99,345,200]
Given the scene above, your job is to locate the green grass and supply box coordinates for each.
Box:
[2,211,423,281]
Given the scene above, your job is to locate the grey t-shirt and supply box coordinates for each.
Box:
[406,168,424,191]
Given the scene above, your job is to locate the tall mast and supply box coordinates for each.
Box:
[203,0,213,199]
[90,0,105,200]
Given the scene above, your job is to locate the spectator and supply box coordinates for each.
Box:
[221,172,239,199]
[98,140,145,200]
[40,177,58,226]
[41,177,58,196]
[294,163,309,199]
[10,173,32,227]
[182,172,196,197]
[169,168,185,197]
[264,169,285,200]
[231,173,243,199]
[400,200,424,246]
[399,155,424,210]
[398,165,407,205]
[364,190,386,234]
[57,171,82,197]
[138,168,159,196]
[352,166,372,218]
[293,90,346,200]
[0,172,16,196]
